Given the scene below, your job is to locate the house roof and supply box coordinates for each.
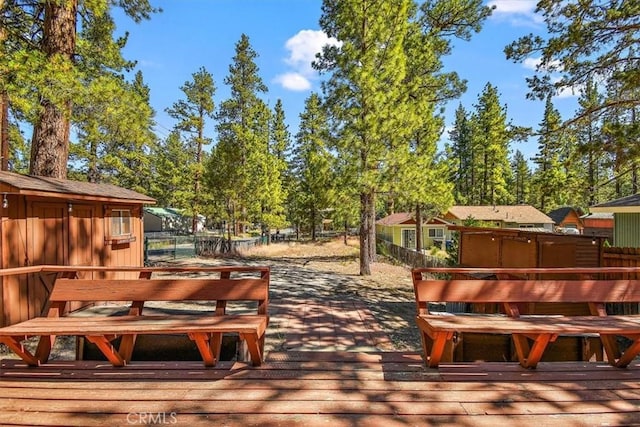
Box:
[376,212,451,226]
[0,171,155,204]
[581,212,614,220]
[590,193,640,213]
[144,207,181,218]
[446,205,554,224]
[377,212,414,225]
[547,206,582,225]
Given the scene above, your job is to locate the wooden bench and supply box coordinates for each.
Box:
[412,269,640,369]
[0,267,270,368]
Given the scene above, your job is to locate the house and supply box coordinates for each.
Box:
[547,206,584,234]
[143,207,183,234]
[444,205,555,232]
[0,171,155,326]
[580,212,614,242]
[376,212,452,250]
[590,194,640,247]
[143,207,206,234]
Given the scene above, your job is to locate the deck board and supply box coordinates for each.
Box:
[3,352,640,426]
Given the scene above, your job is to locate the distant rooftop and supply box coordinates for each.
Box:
[447,205,554,224]
[591,194,640,213]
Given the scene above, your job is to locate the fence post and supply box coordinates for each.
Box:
[173,237,177,259]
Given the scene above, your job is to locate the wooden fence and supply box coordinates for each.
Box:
[603,247,640,279]
[377,239,449,268]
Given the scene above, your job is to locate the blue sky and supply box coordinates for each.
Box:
[114,0,580,161]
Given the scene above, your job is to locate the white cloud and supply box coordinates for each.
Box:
[274,29,341,91]
[522,57,562,72]
[274,72,312,92]
[556,86,580,99]
[488,0,543,26]
[488,0,536,15]
[522,57,540,70]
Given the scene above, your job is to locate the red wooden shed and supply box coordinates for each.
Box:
[0,171,155,326]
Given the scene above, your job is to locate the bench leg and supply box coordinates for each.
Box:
[0,336,40,366]
[35,335,54,363]
[85,336,126,367]
[210,332,223,365]
[118,334,138,363]
[607,334,640,368]
[189,333,216,367]
[600,334,622,365]
[427,332,453,368]
[513,333,555,369]
[241,333,263,366]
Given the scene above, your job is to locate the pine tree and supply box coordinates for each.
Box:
[317,0,490,274]
[447,104,474,203]
[206,34,275,237]
[70,70,156,191]
[149,130,193,208]
[505,0,640,121]
[470,83,512,205]
[317,0,413,274]
[510,150,531,204]
[572,77,606,206]
[1,0,158,178]
[600,49,640,197]
[166,67,215,233]
[292,93,335,241]
[531,96,567,211]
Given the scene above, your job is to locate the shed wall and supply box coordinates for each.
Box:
[1,196,145,326]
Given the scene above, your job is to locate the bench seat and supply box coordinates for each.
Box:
[0,314,268,336]
[412,272,640,370]
[0,268,270,368]
[417,314,640,336]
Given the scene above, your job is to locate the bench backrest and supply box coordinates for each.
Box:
[413,279,640,311]
[49,277,270,315]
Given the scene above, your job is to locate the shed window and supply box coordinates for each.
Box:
[111,209,131,236]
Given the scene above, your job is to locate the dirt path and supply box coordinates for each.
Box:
[169,238,421,351]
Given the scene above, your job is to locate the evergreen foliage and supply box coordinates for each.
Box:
[166,67,215,233]
[0,0,159,178]
[205,34,285,238]
[291,93,335,241]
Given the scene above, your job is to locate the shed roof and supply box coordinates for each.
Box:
[591,193,640,213]
[0,171,155,204]
[447,205,554,224]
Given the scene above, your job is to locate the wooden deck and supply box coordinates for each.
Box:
[2,352,640,426]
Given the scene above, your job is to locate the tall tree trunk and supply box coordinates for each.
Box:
[311,205,316,241]
[415,204,422,253]
[368,193,376,263]
[29,0,77,178]
[0,92,8,171]
[359,191,372,275]
[343,220,348,245]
